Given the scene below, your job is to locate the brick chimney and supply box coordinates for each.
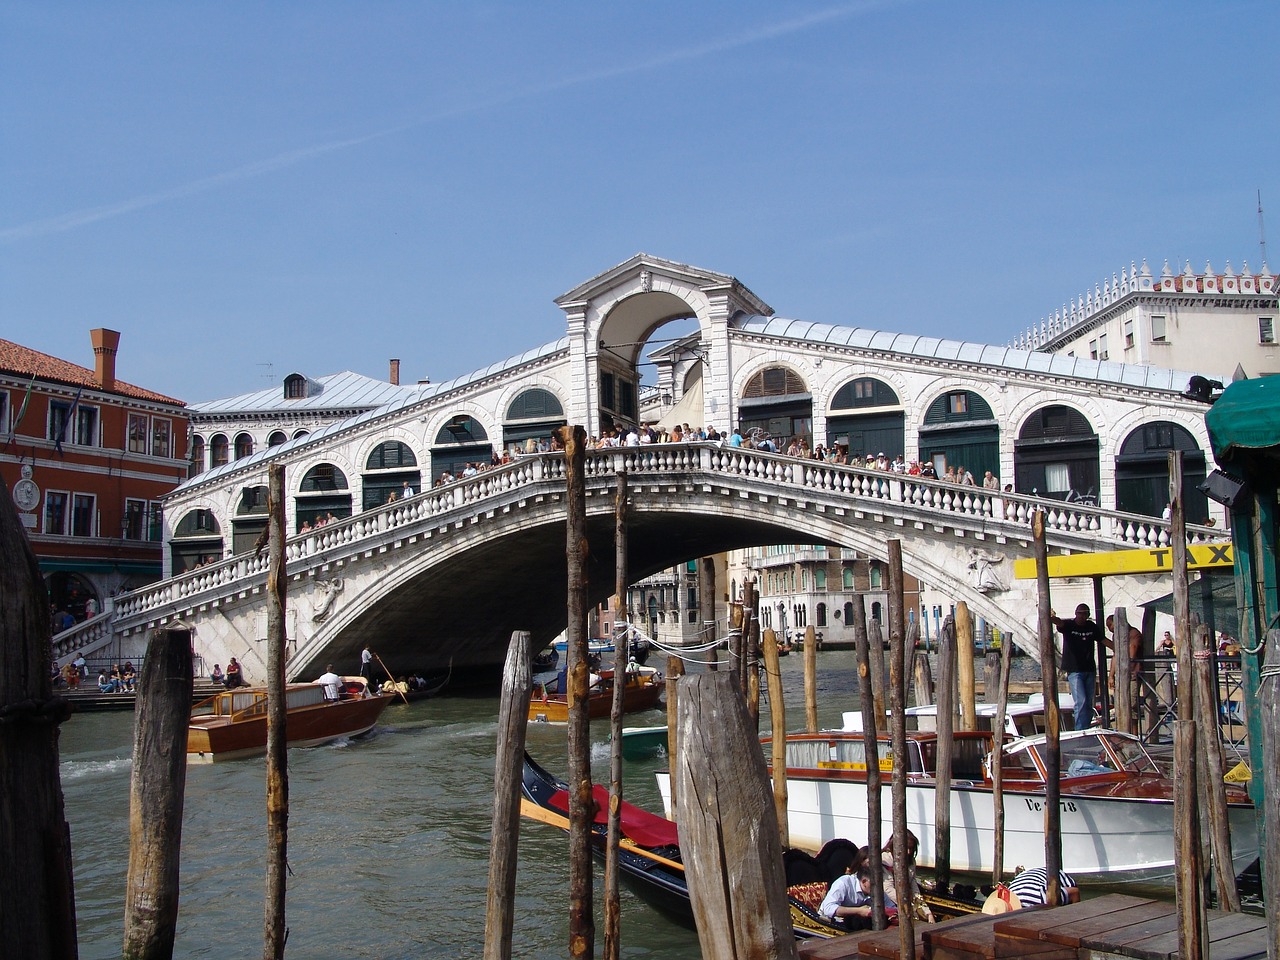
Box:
[91,328,121,392]
[389,358,401,386]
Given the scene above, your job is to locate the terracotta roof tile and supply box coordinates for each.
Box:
[0,339,185,407]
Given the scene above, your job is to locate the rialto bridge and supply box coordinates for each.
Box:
[56,254,1224,678]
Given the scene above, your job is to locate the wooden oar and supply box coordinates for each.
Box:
[373,653,409,704]
[518,798,686,873]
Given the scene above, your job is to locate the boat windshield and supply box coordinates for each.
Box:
[1059,733,1156,777]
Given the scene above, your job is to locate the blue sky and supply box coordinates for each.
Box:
[3,1,1277,403]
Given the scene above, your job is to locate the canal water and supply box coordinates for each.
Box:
[60,651,1042,959]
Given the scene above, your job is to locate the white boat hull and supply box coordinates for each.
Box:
[655,772,1257,886]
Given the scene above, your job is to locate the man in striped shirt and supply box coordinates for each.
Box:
[1006,867,1079,907]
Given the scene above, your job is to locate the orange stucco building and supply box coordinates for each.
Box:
[1,329,189,622]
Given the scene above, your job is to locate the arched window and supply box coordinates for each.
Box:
[742,366,806,398]
[1014,405,1099,502]
[507,389,563,420]
[232,486,269,554]
[209,434,229,468]
[363,441,422,509]
[1116,421,1207,518]
[366,441,417,470]
[503,389,567,455]
[432,416,494,484]
[815,568,827,590]
[234,433,254,459]
[296,464,352,530]
[283,373,308,399]
[740,366,812,449]
[870,566,883,589]
[268,431,287,447]
[171,509,223,574]
[844,601,855,624]
[842,568,854,590]
[871,601,882,622]
[817,603,828,627]
[919,390,999,480]
[293,429,310,440]
[189,435,206,477]
[831,377,899,409]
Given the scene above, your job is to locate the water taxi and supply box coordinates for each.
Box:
[187,677,392,761]
[528,665,664,723]
[656,726,1256,886]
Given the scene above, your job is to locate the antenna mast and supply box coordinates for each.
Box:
[1259,189,1268,266]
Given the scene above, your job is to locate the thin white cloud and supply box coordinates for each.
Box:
[2,1,898,242]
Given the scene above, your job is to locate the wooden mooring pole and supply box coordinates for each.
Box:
[1113,607,1134,734]
[123,624,194,960]
[483,631,533,960]
[803,624,818,733]
[1033,509,1063,905]
[745,580,761,728]
[955,602,977,730]
[934,613,957,891]
[1170,450,1207,959]
[0,484,78,959]
[852,593,887,928]
[991,625,1014,885]
[761,628,789,849]
[603,473,629,960]
[1191,622,1240,911]
[264,462,288,960]
[673,672,799,960]
[560,425,594,960]
[665,654,684,816]
[887,540,914,954]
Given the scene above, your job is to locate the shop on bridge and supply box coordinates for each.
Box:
[232,485,268,554]
[170,508,224,573]
[917,389,1000,481]
[431,416,494,483]
[296,463,352,530]
[502,388,567,459]
[361,440,422,508]
[1013,404,1100,503]
[1115,421,1208,520]
[826,375,905,462]
[737,366,812,448]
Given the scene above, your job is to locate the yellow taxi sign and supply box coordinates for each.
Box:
[1013,542,1233,579]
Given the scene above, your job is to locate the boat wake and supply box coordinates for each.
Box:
[61,756,132,782]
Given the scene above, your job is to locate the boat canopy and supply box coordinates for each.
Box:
[1205,376,1280,464]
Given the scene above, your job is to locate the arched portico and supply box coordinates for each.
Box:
[555,254,773,437]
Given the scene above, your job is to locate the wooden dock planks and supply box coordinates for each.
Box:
[794,894,1269,960]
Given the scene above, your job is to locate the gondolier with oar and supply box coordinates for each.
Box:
[360,645,377,692]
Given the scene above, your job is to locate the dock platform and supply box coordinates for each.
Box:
[59,679,226,712]
[797,894,1268,959]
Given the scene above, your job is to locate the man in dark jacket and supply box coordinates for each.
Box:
[1051,603,1106,729]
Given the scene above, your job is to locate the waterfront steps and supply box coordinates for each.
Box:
[59,678,225,712]
[797,893,1268,959]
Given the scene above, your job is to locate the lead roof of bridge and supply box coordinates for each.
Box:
[730,316,1198,391]
[181,337,572,489]
[190,370,432,416]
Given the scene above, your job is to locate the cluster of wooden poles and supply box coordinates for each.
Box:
[481,439,1256,960]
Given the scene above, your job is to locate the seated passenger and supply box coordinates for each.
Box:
[819,867,877,929]
[210,663,225,684]
[315,664,344,700]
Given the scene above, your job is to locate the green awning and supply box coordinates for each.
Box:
[1205,377,1280,465]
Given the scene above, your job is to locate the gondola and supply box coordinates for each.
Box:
[519,753,982,938]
